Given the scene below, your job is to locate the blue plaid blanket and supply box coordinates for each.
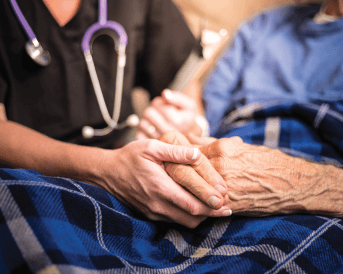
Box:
[214,100,343,167]
[1,168,343,273]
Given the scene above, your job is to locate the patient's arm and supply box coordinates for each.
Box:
[162,131,343,217]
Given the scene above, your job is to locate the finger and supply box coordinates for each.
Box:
[138,119,161,139]
[146,140,201,164]
[136,130,149,140]
[159,130,191,146]
[162,89,196,110]
[143,106,175,134]
[165,185,233,220]
[186,133,217,146]
[154,178,232,227]
[159,131,228,206]
[142,199,207,228]
[151,98,178,122]
[165,162,226,209]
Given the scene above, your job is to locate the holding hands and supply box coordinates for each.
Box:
[95,138,231,228]
[161,131,343,218]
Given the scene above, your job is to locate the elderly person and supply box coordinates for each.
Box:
[143,0,343,218]
[1,0,343,273]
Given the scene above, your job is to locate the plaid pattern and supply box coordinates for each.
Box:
[215,100,343,166]
[1,168,343,273]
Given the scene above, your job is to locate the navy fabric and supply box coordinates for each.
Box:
[1,168,343,273]
[214,100,343,166]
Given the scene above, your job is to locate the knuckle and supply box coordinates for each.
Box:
[143,106,155,119]
[160,130,181,144]
[185,203,201,216]
[216,139,227,151]
[172,165,192,182]
[231,136,243,143]
[148,202,163,215]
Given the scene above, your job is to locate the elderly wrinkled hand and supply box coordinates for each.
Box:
[136,90,202,140]
[194,136,340,217]
[96,138,232,228]
[162,132,341,217]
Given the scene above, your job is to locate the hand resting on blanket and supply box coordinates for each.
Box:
[96,139,232,228]
[161,131,343,218]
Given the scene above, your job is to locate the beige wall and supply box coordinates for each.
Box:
[173,0,322,37]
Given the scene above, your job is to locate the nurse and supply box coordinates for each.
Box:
[0,0,231,228]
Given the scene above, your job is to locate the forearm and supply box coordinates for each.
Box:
[195,137,343,217]
[0,120,105,183]
[303,162,343,217]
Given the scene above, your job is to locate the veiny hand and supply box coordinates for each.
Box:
[160,131,232,218]
[136,90,202,140]
[198,137,332,217]
[95,139,231,228]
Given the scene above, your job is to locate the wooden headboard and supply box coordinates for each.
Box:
[173,0,323,37]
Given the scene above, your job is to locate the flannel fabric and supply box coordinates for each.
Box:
[1,168,343,274]
[1,4,343,274]
[214,100,343,166]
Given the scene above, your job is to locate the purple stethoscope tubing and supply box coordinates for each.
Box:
[9,0,128,49]
[82,0,127,53]
[9,0,134,137]
[81,0,131,137]
[9,0,37,43]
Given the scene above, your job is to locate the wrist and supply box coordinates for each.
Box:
[300,163,343,217]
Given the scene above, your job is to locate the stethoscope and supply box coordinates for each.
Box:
[9,0,139,139]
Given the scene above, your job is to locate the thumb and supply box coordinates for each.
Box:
[151,141,200,164]
[162,89,196,110]
[187,134,217,146]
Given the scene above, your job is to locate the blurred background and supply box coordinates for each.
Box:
[132,0,323,118]
[173,0,322,38]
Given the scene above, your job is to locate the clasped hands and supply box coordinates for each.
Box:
[130,90,328,228]
[160,130,326,220]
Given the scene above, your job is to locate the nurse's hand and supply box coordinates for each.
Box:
[136,90,203,140]
[95,139,231,228]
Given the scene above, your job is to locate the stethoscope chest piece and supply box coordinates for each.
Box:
[25,40,51,66]
[9,0,139,139]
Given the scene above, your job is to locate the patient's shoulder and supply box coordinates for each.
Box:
[237,3,321,41]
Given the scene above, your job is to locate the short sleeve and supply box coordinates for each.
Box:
[135,0,196,97]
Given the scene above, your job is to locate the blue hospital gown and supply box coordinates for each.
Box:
[204,4,343,165]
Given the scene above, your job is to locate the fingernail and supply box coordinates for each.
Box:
[208,196,221,207]
[163,89,173,101]
[186,148,200,160]
[214,184,226,193]
[222,209,232,217]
